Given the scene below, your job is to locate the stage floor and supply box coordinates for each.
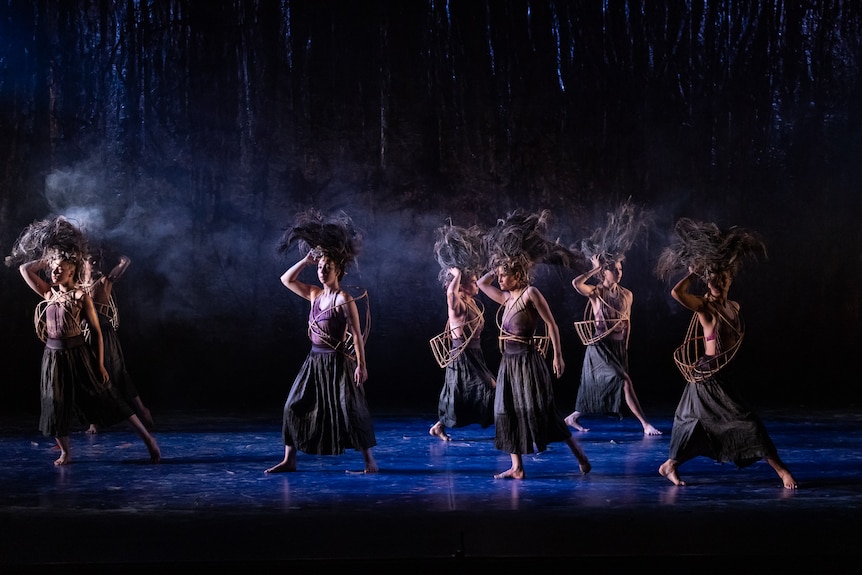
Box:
[1,404,861,572]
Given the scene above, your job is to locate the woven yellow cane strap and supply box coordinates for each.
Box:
[429,299,485,369]
[307,287,370,362]
[573,292,630,347]
[673,309,744,383]
[495,294,549,359]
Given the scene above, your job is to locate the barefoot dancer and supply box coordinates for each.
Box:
[266,209,377,474]
[656,218,797,489]
[8,217,160,465]
[428,221,495,442]
[564,200,661,436]
[478,210,590,479]
[82,248,154,432]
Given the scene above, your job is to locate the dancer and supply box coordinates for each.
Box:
[82,247,154,432]
[428,222,495,441]
[478,209,590,479]
[564,200,661,435]
[8,217,160,465]
[265,209,377,474]
[655,218,797,489]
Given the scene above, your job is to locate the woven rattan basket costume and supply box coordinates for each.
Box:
[34,290,85,343]
[34,298,49,343]
[307,287,370,362]
[573,292,630,347]
[494,298,550,359]
[673,308,743,383]
[428,299,485,369]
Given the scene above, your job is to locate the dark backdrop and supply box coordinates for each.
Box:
[1,1,860,419]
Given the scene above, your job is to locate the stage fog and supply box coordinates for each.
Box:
[1,1,859,419]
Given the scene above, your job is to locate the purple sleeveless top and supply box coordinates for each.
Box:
[45,291,84,340]
[309,293,348,351]
[501,295,537,353]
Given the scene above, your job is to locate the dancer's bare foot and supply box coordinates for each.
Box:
[564,412,588,432]
[565,436,591,474]
[429,422,451,441]
[86,424,99,434]
[765,456,798,489]
[362,449,379,474]
[345,459,379,475]
[54,438,71,465]
[776,469,798,489]
[659,459,685,486]
[265,460,296,473]
[266,446,297,473]
[494,467,525,480]
[643,423,663,436]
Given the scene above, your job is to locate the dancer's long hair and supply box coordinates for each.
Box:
[484,209,584,283]
[433,220,486,288]
[655,217,767,283]
[277,208,362,279]
[6,216,88,282]
[578,198,653,269]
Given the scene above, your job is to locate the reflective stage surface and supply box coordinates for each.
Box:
[1,406,860,572]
